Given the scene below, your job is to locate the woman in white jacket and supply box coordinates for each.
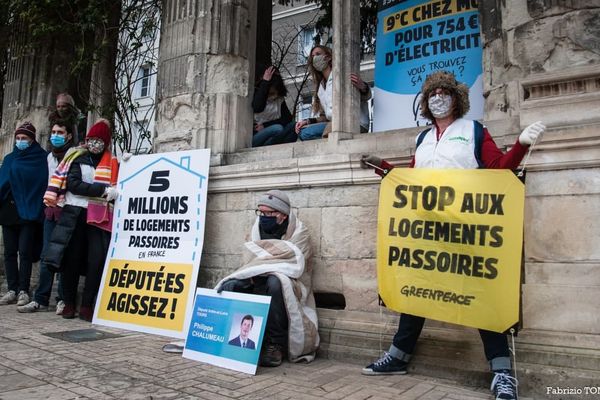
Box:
[294,45,372,140]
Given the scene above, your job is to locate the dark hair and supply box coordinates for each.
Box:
[49,115,74,135]
[269,73,287,98]
[241,315,254,327]
[257,65,287,98]
[419,70,470,121]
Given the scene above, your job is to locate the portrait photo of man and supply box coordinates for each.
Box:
[228,314,256,350]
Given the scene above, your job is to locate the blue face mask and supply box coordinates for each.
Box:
[50,134,66,148]
[15,139,31,150]
[259,216,279,233]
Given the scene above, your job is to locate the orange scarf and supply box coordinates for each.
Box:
[87,151,119,231]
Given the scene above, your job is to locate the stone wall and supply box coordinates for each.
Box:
[480,1,600,343]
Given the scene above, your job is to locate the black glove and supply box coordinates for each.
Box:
[360,154,382,169]
[217,279,253,294]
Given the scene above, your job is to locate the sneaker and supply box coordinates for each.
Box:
[491,370,518,400]
[362,352,408,375]
[259,344,284,367]
[0,290,17,305]
[79,305,93,322]
[55,300,65,315]
[16,291,29,306]
[17,301,48,313]
[62,303,76,319]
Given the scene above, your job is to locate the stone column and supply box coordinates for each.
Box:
[0,36,80,154]
[330,0,360,140]
[155,0,257,160]
[86,2,121,132]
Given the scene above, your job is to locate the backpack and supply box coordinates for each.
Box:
[416,120,485,168]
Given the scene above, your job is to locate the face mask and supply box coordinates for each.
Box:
[87,139,105,154]
[428,94,453,119]
[259,215,279,233]
[312,54,329,72]
[50,134,66,148]
[15,139,31,150]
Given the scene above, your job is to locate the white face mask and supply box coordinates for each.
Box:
[312,54,329,72]
[428,94,453,119]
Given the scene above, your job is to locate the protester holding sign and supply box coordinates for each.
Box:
[42,120,119,321]
[361,71,546,400]
[215,190,319,367]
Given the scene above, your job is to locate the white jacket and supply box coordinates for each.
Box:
[414,118,480,169]
[65,163,96,208]
[316,72,371,130]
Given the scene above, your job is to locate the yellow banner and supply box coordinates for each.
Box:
[383,0,478,33]
[97,259,193,332]
[377,168,524,333]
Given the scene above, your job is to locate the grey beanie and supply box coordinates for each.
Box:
[257,190,291,215]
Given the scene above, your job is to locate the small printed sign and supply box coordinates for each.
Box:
[183,288,271,375]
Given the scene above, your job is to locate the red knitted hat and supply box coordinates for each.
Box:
[86,121,111,145]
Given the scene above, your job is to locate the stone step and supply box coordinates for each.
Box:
[316,308,600,399]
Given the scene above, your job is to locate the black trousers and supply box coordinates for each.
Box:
[61,209,110,306]
[82,225,111,307]
[393,313,510,361]
[2,222,37,293]
[221,275,288,346]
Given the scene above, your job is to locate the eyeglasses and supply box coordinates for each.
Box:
[255,209,279,217]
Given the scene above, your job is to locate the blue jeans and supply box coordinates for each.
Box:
[252,124,285,147]
[390,313,511,371]
[34,219,64,306]
[299,122,327,141]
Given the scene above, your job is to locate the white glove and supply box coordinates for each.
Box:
[122,152,133,162]
[104,186,119,202]
[519,121,546,146]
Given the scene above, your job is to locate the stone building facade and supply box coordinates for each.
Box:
[1,1,599,397]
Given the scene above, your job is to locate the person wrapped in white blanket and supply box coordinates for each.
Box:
[215,190,319,367]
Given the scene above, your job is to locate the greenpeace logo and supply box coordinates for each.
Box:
[448,136,470,144]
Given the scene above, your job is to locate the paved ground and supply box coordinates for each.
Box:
[0,304,495,400]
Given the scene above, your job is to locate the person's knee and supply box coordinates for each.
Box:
[270,124,284,133]
[265,275,283,295]
[220,280,238,292]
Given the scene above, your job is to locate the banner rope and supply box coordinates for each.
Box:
[510,327,519,399]
[379,303,384,355]
[517,139,538,177]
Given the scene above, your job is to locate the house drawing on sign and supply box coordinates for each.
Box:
[119,156,207,189]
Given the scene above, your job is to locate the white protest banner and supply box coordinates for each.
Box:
[93,149,210,339]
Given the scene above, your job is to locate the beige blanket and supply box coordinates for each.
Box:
[215,212,319,362]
